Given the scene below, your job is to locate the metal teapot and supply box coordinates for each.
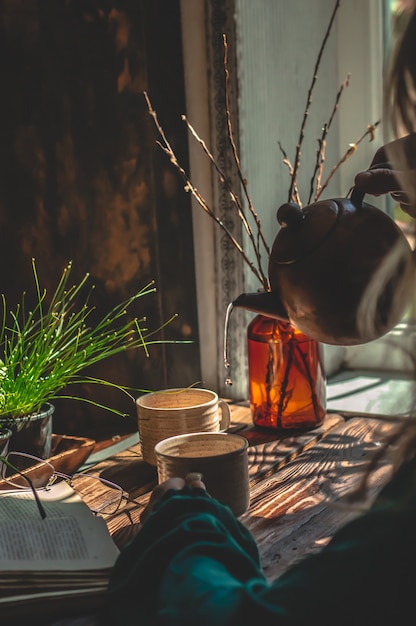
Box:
[232,188,416,345]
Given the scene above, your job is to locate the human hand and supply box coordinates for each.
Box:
[111,474,207,548]
[140,474,206,525]
[354,133,416,217]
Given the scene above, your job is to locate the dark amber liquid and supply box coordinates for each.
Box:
[247,315,326,430]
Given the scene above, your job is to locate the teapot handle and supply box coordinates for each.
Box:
[350,161,393,209]
[350,186,364,209]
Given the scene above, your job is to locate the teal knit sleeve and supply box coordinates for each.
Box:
[107,487,268,626]
[108,458,416,626]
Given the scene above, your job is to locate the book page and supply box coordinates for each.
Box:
[0,482,119,571]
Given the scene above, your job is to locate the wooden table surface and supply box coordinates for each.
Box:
[19,402,404,625]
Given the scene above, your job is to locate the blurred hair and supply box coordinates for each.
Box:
[357,235,415,341]
[388,9,416,136]
[353,8,416,502]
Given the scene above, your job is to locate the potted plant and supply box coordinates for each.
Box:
[0,259,177,458]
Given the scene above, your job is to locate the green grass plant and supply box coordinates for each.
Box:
[0,259,179,422]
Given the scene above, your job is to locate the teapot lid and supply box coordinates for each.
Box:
[271,199,339,264]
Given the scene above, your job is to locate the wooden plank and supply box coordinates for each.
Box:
[240,416,399,581]
[247,412,344,483]
[101,411,345,535]
[71,407,344,538]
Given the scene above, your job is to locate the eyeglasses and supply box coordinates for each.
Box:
[0,451,139,520]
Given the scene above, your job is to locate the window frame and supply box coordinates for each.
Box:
[181,0,413,393]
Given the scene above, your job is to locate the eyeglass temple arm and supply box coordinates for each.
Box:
[55,471,146,513]
[122,493,146,508]
[0,455,47,520]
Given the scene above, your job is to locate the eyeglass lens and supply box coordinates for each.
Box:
[1,452,126,515]
[1,452,54,489]
[1,452,125,515]
[70,475,124,515]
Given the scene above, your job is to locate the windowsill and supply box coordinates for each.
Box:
[79,431,140,471]
[76,371,416,474]
[327,368,416,417]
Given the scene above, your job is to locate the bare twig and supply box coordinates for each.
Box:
[316,120,381,199]
[144,33,273,293]
[144,91,268,289]
[278,141,301,206]
[314,136,327,202]
[308,73,350,203]
[288,0,341,203]
[145,0,377,301]
[223,35,271,268]
[183,115,269,289]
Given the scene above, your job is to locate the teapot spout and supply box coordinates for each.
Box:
[232,291,289,321]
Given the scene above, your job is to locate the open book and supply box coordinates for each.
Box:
[0,481,119,619]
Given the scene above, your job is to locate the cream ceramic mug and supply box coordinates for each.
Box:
[136,388,231,466]
[154,431,250,516]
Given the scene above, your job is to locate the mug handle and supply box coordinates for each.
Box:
[218,399,231,431]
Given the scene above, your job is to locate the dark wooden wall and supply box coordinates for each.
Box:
[0,0,200,439]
